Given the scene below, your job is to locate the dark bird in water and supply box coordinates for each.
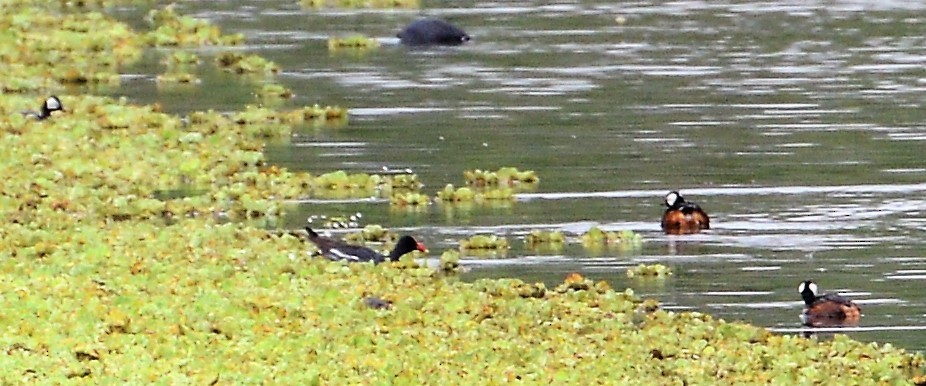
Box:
[304,227,427,264]
[661,191,710,235]
[397,18,470,46]
[798,280,861,327]
[22,96,64,121]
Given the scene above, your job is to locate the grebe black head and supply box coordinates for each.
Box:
[22,96,64,121]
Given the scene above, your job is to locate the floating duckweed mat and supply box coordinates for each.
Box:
[1,2,924,384]
[328,35,380,51]
[627,263,673,278]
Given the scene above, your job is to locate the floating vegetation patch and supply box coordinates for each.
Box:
[439,249,462,273]
[627,263,673,278]
[296,104,348,121]
[436,184,476,202]
[390,192,430,207]
[162,50,201,67]
[435,183,513,205]
[460,235,511,252]
[0,8,141,91]
[386,173,422,191]
[302,171,418,200]
[256,83,294,99]
[144,4,244,47]
[344,224,396,243]
[524,230,566,253]
[155,71,199,84]
[555,272,612,293]
[302,0,420,8]
[215,51,280,75]
[312,170,377,191]
[328,34,380,51]
[580,227,643,250]
[464,167,539,188]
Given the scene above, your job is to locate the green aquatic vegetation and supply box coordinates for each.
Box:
[580,227,643,250]
[144,4,244,47]
[460,234,510,252]
[436,184,514,209]
[295,104,348,121]
[287,105,350,129]
[464,167,539,188]
[215,51,280,75]
[627,263,673,278]
[437,184,476,202]
[256,83,293,99]
[386,173,422,190]
[0,93,318,222]
[344,225,396,243]
[438,249,462,273]
[155,71,199,84]
[524,230,566,253]
[307,171,421,199]
[525,230,566,245]
[162,50,201,67]
[556,272,597,293]
[313,170,376,191]
[328,35,380,51]
[390,192,430,207]
[302,0,419,8]
[0,8,141,91]
[481,186,514,200]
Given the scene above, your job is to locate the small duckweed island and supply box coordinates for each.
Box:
[1,2,924,384]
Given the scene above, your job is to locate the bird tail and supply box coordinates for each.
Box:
[305,227,319,238]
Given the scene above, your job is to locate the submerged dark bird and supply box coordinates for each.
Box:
[798,280,861,327]
[397,18,470,46]
[660,191,710,235]
[22,96,63,121]
[304,227,427,264]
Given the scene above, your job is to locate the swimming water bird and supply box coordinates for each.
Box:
[304,227,427,264]
[397,18,470,46]
[661,191,710,234]
[798,280,862,327]
[21,96,63,121]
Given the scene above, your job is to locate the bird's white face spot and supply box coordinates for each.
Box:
[665,192,679,207]
[798,282,818,296]
[45,97,61,111]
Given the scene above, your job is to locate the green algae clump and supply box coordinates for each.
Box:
[627,263,673,278]
[144,4,244,47]
[464,167,539,188]
[344,224,395,243]
[328,35,380,51]
[436,183,513,206]
[390,192,430,207]
[460,235,510,255]
[581,227,643,251]
[156,71,199,85]
[215,51,280,75]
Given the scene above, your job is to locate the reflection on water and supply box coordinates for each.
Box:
[107,1,926,350]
